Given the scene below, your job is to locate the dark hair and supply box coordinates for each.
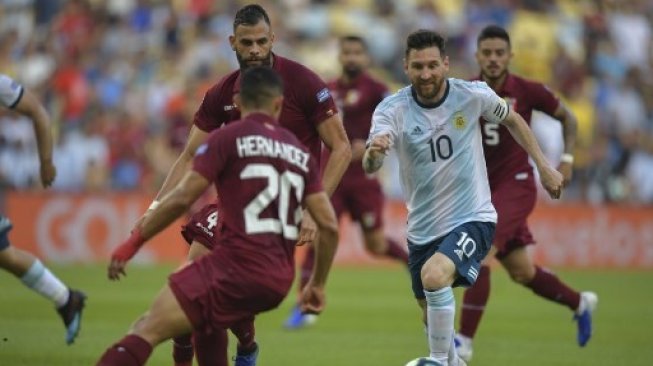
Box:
[405,30,446,58]
[240,66,283,108]
[340,35,368,50]
[233,4,271,31]
[477,25,511,47]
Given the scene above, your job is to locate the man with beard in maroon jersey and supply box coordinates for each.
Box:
[100,66,339,366]
[285,35,408,329]
[114,4,350,366]
[454,25,597,362]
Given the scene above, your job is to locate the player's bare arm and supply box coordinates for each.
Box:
[552,102,578,186]
[297,115,350,246]
[300,191,339,314]
[362,133,392,174]
[500,109,563,199]
[317,114,352,196]
[14,89,56,187]
[350,139,367,161]
[109,171,210,280]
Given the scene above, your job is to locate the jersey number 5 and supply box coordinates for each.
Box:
[483,123,500,146]
[241,163,305,240]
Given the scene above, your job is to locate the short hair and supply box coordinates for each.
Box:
[240,66,283,109]
[340,35,368,50]
[233,4,271,31]
[477,25,511,47]
[405,30,446,58]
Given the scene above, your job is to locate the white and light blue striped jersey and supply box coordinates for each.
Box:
[0,74,24,109]
[367,78,509,245]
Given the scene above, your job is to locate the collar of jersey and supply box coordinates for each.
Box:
[411,79,450,109]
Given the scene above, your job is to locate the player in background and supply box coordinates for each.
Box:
[454,25,598,362]
[124,4,350,366]
[363,30,563,366]
[100,66,339,366]
[0,73,86,344]
[285,35,408,329]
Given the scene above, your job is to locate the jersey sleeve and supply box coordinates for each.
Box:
[475,81,509,124]
[367,98,398,147]
[0,74,24,109]
[193,81,229,132]
[297,68,338,127]
[192,131,228,182]
[529,82,560,117]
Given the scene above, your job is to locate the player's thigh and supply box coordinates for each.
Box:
[134,285,193,346]
[0,246,35,276]
[499,246,536,284]
[491,179,536,253]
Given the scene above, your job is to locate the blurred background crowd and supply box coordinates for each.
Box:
[0,0,652,205]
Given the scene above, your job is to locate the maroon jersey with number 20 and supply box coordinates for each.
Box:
[169,113,322,334]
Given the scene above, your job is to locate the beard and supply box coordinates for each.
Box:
[343,64,362,79]
[236,52,273,70]
[481,66,507,82]
[414,77,445,101]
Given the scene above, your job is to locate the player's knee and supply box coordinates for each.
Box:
[363,238,385,255]
[508,267,533,284]
[420,264,449,290]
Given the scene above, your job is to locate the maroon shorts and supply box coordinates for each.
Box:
[491,176,537,259]
[169,245,293,335]
[181,202,220,250]
[332,178,384,231]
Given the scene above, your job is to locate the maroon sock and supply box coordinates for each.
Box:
[97,334,152,366]
[194,329,228,366]
[526,266,581,311]
[384,238,408,264]
[300,245,315,290]
[172,333,193,366]
[459,266,491,339]
[231,318,256,353]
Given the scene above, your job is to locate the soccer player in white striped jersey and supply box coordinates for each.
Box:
[363,30,563,366]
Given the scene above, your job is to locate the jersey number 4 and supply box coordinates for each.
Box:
[241,163,305,240]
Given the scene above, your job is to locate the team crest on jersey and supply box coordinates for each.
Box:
[453,112,466,130]
[316,88,331,103]
[344,90,361,106]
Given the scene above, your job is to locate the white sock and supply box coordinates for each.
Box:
[20,260,69,308]
[424,287,455,365]
[448,330,458,362]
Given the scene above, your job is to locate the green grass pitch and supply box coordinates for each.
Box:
[0,264,651,365]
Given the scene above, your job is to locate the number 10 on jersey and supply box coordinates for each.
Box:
[427,135,453,162]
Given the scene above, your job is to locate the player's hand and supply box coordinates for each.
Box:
[297,210,318,246]
[539,165,564,199]
[557,162,573,187]
[108,231,145,280]
[40,160,56,188]
[299,283,326,315]
[368,133,392,158]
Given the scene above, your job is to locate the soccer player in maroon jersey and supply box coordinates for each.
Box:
[99,67,339,366]
[285,35,409,329]
[127,5,350,365]
[454,25,598,362]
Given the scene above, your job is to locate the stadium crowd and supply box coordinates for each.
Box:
[0,0,651,204]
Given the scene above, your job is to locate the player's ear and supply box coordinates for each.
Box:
[403,58,408,75]
[443,55,450,71]
[229,35,236,51]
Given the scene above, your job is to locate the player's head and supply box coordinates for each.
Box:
[404,30,449,102]
[476,25,513,82]
[230,4,275,70]
[238,66,284,118]
[338,35,369,78]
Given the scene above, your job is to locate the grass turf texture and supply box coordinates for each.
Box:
[0,264,650,365]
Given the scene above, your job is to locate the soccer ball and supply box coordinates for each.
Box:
[405,357,442,366]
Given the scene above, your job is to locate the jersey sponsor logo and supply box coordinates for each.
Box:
[411,126,424,136]
[453,112,466,130]
[316,88,331,103]
[224,104,238,111]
